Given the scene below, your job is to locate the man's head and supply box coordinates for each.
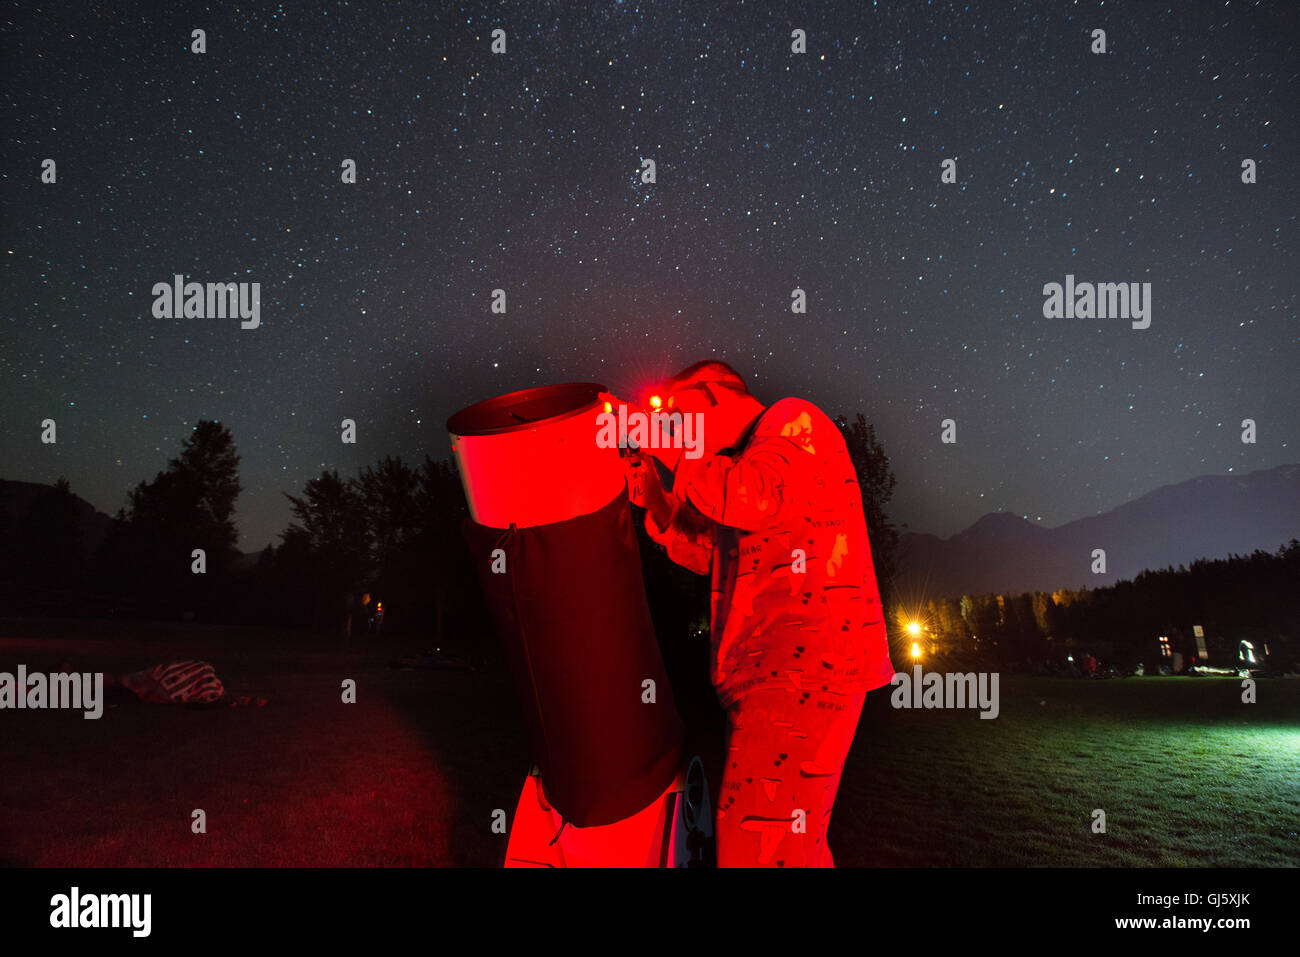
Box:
[646,360,765,455]
[644,360,747,412]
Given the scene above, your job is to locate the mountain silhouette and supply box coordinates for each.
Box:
[895,464,1300,600]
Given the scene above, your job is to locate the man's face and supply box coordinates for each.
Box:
[643,379,754,454]
[640,384,714,444]
[647,380,744,417]
[662,382,716,416]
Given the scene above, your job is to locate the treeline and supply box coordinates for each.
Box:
[1,422,246,623]
[7,418,1292,675]
[248,454,484,645]
[907,542,1300,673]
[1,413,900,645]
[2,436,487,654]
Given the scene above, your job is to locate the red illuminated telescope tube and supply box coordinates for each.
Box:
[448,383,685,848]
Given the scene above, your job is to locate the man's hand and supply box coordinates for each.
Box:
[626,449,650,504]
[598,390,683,471]
[625,450,673,530]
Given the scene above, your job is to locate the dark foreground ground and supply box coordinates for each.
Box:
[1,622,1297,867]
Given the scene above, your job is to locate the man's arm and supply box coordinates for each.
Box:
[644,495,714,575]
[672,407,813,532]
[628,451,713,575]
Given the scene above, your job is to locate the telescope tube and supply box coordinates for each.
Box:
[449,383,684,827]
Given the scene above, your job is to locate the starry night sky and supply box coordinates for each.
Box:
[2,1,1296,551]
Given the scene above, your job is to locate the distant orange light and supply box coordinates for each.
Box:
[603,401,613,414]
[649,395,662,408]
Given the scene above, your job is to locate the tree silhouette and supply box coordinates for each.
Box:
[96,420,242,618]
[835,413,901,604]
[283,469,369,631]
[174,419,242,562]
[355,455,421,572]
[275,456,483,643]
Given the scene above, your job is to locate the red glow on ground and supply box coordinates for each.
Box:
[0,635,467,866]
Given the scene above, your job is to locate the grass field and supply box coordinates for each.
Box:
[843,672,1299,867]
[2,625,1297,867]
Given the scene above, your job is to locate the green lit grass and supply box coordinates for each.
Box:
[838,675,1300,866]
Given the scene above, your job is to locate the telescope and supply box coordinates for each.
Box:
[448,382,712,866]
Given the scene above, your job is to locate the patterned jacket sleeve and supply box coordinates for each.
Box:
[671,403,810,532]
[644,495,714,575]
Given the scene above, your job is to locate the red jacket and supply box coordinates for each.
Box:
[646,397,896,707]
